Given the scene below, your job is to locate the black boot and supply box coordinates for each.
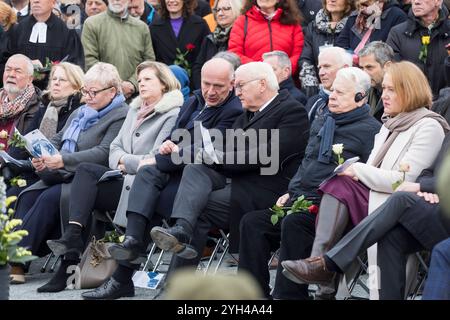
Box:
[37,259,80,293]
[47,224,84,257]
[150,225,198,259]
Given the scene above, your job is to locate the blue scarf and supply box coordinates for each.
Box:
[61,94,125,153]
[317,104,370,164]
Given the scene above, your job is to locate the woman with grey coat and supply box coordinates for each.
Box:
[9,62,128,285]
[40,61,183,293]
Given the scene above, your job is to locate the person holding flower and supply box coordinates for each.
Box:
[238,67,381,300]
[149,0,210,82]
[387,0,450,98]
[282,61,450,300]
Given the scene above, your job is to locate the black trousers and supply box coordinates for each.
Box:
[69,163,123,227]
[239,209,316,299]
[327,191,449,299]
[167,164,230,273]
[126,164,170,220]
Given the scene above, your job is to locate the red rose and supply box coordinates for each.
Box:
[52,60,60,65]
[308,205,319,215]
[186,43,195,51]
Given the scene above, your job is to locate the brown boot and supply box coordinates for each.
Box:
[310,194,350,298]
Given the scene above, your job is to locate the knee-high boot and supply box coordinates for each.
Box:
[311,194,350,299]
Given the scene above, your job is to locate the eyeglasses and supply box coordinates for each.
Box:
[234,78,262,91]
[212,6,232,13]
[80,86,113,98]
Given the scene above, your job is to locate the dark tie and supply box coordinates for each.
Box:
[249,110,259,121]
[17,12,22,18]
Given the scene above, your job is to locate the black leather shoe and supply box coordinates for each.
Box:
[47,226,84,257]
[108,236,144,261]
[81,278,134,300]
[150,225,198,259]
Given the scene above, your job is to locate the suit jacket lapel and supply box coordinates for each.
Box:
[242,96,280,130]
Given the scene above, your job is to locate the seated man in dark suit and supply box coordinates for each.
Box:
[263,50,307,106]
[150,62,310,275]
[282,134,450,300]
[80,57,243,300]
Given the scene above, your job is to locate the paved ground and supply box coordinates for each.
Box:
[10,252,370,300]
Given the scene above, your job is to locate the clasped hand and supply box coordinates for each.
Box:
[32,154,64,171]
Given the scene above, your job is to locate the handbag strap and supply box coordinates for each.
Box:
[354,27,374,55]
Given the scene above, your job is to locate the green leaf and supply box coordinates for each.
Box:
[270,214,278,226]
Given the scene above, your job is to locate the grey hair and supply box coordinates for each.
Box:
[235,62,279,91]
[318,46,353,68]
[262,50,292,72]
[212,0,242,20]
[84,62,123,94]
[213,51,241,70]
[335,67,371,94]
[7,54,34,76]
[358,41,394,66]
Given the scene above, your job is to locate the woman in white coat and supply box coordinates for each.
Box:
[39,61,184,293]
[282,61,450,299]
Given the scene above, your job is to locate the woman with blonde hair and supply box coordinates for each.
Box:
[42,61,184,293]
[192,0,242,89]
[282,61,450,299]
[5,62,85,197]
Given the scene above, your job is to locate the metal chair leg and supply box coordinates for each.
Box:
[40,253,54,273]
[49,255,61,273]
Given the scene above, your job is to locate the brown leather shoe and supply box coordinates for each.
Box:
[281,256,335,285]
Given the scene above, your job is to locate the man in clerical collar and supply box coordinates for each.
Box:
[358,41,394,122]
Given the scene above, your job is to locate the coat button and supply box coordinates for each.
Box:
[136,132,140,137]
[126,186,130,190]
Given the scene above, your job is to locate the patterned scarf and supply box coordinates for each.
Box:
[39,96,69,139]
[0,84,35,121]
[355,1,383,34]
[315,9,348,34]
[212,25,232,46]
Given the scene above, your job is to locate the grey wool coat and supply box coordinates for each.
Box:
[111,90,183,227]
[17,101,129,227]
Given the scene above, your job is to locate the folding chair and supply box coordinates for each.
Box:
[141,219,170,273]
[201,229,238,274]
[40,252,60,273]
[408,251,430,300]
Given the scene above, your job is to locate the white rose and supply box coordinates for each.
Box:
[0,143,5,150]
[332,143,344,155]
[399,162,410,173]
[0,130,8,139]
[16,179,27,187]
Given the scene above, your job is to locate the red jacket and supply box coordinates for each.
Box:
[228,6,304,73]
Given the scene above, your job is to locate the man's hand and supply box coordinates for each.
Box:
[159,140,179,155]
[395,182,421,193]
[417,192,439,204]
[121,81,135,98]
[276,193,290,207]
[32,157,46,172]
[42,154,64,170]
[138,157,156,170]
[337,164,358,181]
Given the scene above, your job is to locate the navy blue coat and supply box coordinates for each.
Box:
[336,0,406,51]
[155,90,243,217]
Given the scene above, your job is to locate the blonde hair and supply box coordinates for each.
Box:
[47,62,84,98]
[136,61,181,93]
[84,62,122,94]
[0,1,17,31]
[386,61,433,112]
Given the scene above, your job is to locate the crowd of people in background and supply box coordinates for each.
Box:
[0,0,449,300]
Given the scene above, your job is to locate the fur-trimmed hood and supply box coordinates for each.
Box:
[129,89,184,114]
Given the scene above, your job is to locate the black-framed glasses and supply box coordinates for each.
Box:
[234,78,262,91]
[212,6,232,13]
[80,86,113,98]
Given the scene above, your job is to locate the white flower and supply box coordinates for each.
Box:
[332,144,344,155]
[0,143,5,150]
[399,162,410,173]
[0,130,8,139]
[16,179,27,188]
